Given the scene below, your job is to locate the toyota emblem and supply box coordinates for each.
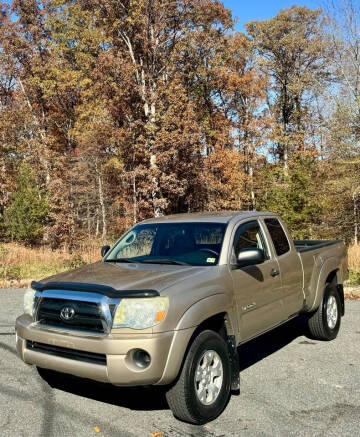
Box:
[60,306,76,321]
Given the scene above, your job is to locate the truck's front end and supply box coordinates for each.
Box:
[16,283,175,386]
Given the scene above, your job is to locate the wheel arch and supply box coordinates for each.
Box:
[310,258,343,312]
[324,269,345,316]
[156,294,237,385]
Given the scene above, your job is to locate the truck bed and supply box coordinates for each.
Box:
[294,239,347,311]
[294,239,344,253]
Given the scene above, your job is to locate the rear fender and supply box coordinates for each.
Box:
[310,257,341,312]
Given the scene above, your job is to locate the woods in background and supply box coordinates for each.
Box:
[0,0,359,249]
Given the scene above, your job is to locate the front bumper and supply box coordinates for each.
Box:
[16,314,176,386]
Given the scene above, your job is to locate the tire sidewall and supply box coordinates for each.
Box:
[322,284,341,340]
[185,331,231,424]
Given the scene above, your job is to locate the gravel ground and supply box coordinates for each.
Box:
[0,289,359,437]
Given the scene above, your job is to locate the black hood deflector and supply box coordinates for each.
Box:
[31,281,159,299]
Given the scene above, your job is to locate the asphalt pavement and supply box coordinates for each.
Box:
[0,289,359,437]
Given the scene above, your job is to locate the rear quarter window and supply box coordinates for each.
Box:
[264,218,290,256]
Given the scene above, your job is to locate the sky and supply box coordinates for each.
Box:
[222,0,322,31]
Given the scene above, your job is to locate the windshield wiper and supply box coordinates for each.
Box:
[104,258,137,263]
[140,259,189,266]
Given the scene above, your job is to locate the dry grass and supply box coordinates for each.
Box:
[0,242,101,287]
[347,244,360,272]
[2,242,360,297]
[346,244,360,288]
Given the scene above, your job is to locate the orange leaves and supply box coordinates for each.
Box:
[2,0,323,246]
[205,146,249,210]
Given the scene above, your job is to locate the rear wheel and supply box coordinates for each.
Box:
[307,283,341,341]
[166,330,231,424]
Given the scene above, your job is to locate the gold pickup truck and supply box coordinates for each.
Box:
[15,212,348,424]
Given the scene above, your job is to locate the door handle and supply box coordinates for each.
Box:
[270,269,280,277]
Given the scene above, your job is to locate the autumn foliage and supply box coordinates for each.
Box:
[0,0,359,255]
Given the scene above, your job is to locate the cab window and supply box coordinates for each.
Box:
[264,218,290,256]
[231,220,269,264]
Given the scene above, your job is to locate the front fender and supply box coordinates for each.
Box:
[175,293,234,331]
[156,294,236,385]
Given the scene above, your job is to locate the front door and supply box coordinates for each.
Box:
[230,220,283,342]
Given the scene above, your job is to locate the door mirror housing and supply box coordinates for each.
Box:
[236,248,265,268]
[101,245,111,258]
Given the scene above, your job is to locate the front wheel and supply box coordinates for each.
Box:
[307,283,341,341]
[166,330,231,424]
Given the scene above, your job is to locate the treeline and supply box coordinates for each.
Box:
[0,0,359,248]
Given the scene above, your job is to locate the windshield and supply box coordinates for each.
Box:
[105,222,227,266]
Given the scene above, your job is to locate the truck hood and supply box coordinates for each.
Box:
[37,261,207,295]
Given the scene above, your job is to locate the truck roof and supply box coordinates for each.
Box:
[141,211,274,224]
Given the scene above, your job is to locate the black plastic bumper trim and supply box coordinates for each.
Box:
[26,340,107,365]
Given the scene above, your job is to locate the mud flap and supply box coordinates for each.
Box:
[227,335,240,392]
[336,284,345,316]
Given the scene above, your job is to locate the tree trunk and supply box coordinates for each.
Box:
[95,210,99,238]
[95,160,107,240]
[86,200,91,241]
[132,173,137,225]
[120,30,162,217]
[246,143,256,210]
[283,144,288,176]
[18,78,51,185]
[354,188,359,245]
[149,93,162,217]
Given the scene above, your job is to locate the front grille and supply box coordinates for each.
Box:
[36,298,104,333]
[26,340,106,365]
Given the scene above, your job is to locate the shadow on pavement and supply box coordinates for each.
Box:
[37,367,169,411]
[238,316,308,371]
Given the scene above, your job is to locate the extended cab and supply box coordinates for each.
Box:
[15,212,348,424]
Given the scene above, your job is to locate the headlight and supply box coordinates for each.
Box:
[24,288,36,317]
[113,297,169,330]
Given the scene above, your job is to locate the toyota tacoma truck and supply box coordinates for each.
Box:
[15,212,347,424]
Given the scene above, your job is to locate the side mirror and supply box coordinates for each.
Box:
[237,248,265,268]
[101,245,111,258]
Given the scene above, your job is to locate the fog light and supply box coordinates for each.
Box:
[133,349,151,369]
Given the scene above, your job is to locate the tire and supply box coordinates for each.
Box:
[307,283,341,341]
[165,330,231,424]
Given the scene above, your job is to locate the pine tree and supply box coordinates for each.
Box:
[5,163,49,244]
[257,153,324,238]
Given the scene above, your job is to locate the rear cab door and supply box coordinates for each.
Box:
[229,218,284,342]
[261,216,304,319]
